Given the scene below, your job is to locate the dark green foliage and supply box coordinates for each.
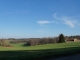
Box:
[26,38,57,46]
[58,34,65,43]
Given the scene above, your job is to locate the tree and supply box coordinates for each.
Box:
[58,34,65,43]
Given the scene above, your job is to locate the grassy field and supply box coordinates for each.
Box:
[0,42,80,60]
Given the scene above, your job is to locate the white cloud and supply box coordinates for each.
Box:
[62,17,77,28]
[37,13,78,28]
[37,21,50,24]
[37,21,51,26]
[53,13,78,28]
[63,20,75,28]
[53,13,58,19]
[37,20,59,26]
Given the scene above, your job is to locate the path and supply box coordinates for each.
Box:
[48,54,80,60]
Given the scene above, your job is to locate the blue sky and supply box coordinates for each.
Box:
[0,0,80,38]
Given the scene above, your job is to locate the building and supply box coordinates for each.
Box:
[74,38,80,42]
[66,38,80,42]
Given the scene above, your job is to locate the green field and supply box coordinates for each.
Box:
[0,42,80,60]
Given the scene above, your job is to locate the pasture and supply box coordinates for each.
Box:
[0,42,80,60]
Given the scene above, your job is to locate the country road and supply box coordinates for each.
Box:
[48,54,80,60]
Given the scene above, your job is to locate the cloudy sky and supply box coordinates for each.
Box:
[0,0,80,38]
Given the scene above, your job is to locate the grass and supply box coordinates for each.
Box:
[5,42,80,50]
[0,42,80,60]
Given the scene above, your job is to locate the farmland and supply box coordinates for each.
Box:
[0,42,80,60]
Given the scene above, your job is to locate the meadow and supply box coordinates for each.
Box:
[0,42,80,60]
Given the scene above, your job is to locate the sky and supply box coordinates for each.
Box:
[0,0,80,38]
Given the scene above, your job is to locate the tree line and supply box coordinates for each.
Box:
[0,34,80,47]
[26,34,65,46]
[0,40,13,47]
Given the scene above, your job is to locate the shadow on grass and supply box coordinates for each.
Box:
[0,47,80,60]
[23,43,30,46]
[17,43,30,47]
